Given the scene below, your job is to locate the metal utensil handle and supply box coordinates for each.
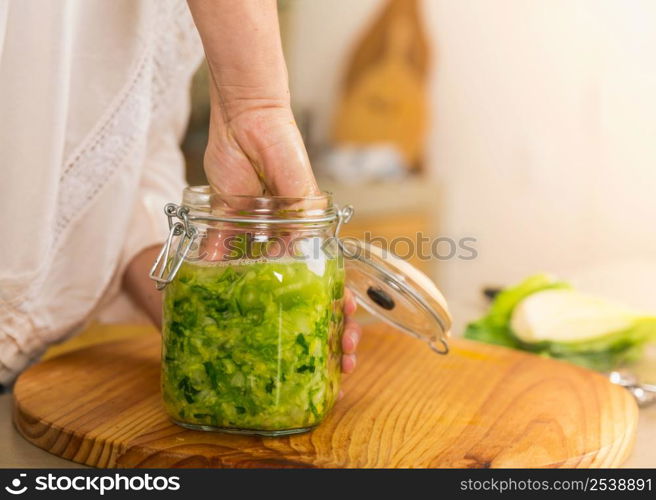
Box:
[609,371,656,408]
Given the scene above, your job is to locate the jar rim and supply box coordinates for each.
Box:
[180,185,339,226]
[183,185,334,210]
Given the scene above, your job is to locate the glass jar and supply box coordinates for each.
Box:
[151,186,452,436]
[152,186,346,436]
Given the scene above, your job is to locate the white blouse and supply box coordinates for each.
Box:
[0,0,203,383]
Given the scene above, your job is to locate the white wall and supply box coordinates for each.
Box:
[286,0,656,321]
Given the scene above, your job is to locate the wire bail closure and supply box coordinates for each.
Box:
[149,202,352,291]
[149,204,199,290]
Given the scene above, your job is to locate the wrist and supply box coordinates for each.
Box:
[208,72,292,126]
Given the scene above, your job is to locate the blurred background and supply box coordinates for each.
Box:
[182,0,656,334]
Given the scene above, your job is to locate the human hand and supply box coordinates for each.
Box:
[185,0,361,374]
[203,106,361,373]
[203,102,318,197]
[201,86,361,376]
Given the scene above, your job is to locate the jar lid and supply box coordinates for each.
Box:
[340,239,452,354]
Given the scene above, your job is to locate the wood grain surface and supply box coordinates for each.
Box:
[13,323,638,468]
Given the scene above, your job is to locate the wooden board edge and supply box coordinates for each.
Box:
[12,396,120,468]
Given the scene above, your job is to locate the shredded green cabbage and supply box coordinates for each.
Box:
[162,256,344,432]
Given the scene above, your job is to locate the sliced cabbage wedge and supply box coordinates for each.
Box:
[464,274,656,371]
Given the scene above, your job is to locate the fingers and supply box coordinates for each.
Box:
[341,317,361,375]
[199,227,240,262]
[341,353,357,374]
[344,287,357,316]
[342,317,361,354]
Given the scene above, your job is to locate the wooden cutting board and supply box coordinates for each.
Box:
[13,323,638,468]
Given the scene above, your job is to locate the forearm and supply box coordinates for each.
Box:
[123,245,163,329]
[188,0,316,197]
[187,0,290,119]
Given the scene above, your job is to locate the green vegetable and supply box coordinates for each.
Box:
[162,256,345,433]
[464,274,656,371]
[464,274,570,350]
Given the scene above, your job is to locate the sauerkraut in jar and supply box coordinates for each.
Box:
[153,187,345,435]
